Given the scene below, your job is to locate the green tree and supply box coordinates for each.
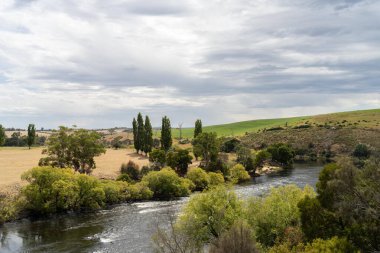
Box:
[246,185,316,247]
[267,143,295,166]
[0,124,5,146]
[192,132,219,169]
[132,118,138,152]
[236,146,255,172]
[141,167,193,200]
[143,115,153,155]
[230,164,250,183]
[166,148,193,176]
[194,119,202,138]
[27,124,36,149]
[161,116,172,151]
[40,126,106,174]
[137,113,145,154]
[178,186,243,245]
[186,167,210,191]
[149,148,166,168]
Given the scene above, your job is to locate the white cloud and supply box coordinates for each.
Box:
[0,0,379,128]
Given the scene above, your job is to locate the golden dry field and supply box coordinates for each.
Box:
[0,147,149,188]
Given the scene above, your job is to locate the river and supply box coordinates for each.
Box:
[0,164,322,253]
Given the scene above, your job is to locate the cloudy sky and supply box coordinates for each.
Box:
[0,0,379,129]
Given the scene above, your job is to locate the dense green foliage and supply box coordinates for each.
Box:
[208,172,225,186]
[267,143,295,166]
[0,124,5,145]
[194,119,202,138]
[299,159,380,251]
[27,124,36,149]
[120,160,140,181]
[236,146,255,172]
[161,116,172,151]
[353,143,370,158]
[186,167,210,191]
[246,185,316,247]
[209,220,258,253]
[166,148,193,175]
[136,113,145,153]
[144,115,153,154]
[229,164,250,183]
[192,132,220,168]
[39,127,106,174]
[132,118,138,152]
[141,168,193,200]
[178,186,243,245]
[149,148,166,168]
[254,150,271,167]
[21,166,153,215]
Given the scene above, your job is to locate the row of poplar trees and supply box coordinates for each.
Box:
[132,113,153,154]
[132,114,202,155]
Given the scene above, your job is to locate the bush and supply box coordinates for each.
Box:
[230,164,250,183]
[267,143,295,166]
[208,172,225,186]
[178,186,243,245]
[21,166,152,215]
[209,220,258,253]
[120,161,140,181]
[353,143,370,159]
[166,148,193,176]
[246,185,316,247]
[254,150,271,167]
[149,148,166,168]
[186,167,210,191]
[142,167,193,200]
[116,173,132,182]
[303,237,356,253]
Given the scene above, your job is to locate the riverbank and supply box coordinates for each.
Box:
[0,164,323,253]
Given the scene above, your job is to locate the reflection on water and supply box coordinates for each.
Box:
[0,164,322,253]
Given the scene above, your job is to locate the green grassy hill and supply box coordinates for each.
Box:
[172,108,380,139]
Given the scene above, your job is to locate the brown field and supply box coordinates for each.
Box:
[0,147,149,188]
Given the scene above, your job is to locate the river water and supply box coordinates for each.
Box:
[0,164,322,253]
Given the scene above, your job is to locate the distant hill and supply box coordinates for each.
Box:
[172,108,380,139]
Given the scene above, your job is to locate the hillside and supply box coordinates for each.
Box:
[172,108,380,139]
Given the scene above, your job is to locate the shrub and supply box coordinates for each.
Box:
[166,148,193,176]
[246,185,316,247]
[21,166,152,215]
[230,164,250,183]
[353,143,370,158]
[236,147,255,172]
[149,148,166,168]
[267,143,295,166]
[254,150,271,167]
[186,167,210,191]
[120,161,140,181]
[142,168,193,200]
[140,165,152,176]
[303,237,356,253]
[178,186,243,245]
[208,172,225,186]
[209,220,258,253]
[116,173,132,182]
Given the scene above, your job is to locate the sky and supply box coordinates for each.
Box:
[0,0,379,129]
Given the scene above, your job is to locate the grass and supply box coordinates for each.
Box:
[0,147,149,187]
[171,108,380,139]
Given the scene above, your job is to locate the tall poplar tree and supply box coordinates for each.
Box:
[27,124,36,149]
[132,118,138,152]
[194,119,203,138]
[0,124,5,146]
[161,116,172,151]
[144,115,153,155]
[137,113,145,154]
